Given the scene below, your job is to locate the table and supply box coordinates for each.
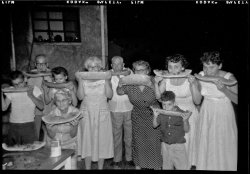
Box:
[2,147,75,170]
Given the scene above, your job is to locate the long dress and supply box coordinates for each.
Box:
[165,78,199,168]
[121,85,162,169]
[77,80,113,161]
[195,72,237,171]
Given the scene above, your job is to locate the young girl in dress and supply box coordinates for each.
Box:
[154,54,202,169]
[42,66,77,107]
[195,51,237,171]
[76,56,114,170]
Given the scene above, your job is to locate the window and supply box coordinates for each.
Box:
[32,8,81,43]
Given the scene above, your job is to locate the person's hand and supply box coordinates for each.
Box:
[69,119,79,126]
[117,76,124,87]
[214,79,226,91]
[181,111,192,121]
[41,80,49,93]
[66,82,75,91]
[75,71,82,82]
[46,123,54,129]
[105,73,112,82]
[154,76,163,84]
[27,85,34,98]
[1,84,9,96]
[122,69,131,76]
[187,75,197,85]
[152,108,160,117]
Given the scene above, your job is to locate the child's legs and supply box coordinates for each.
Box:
[34,115,42,140]
[84,156,92,170]
[123,111,132,161]
[98,158,104,169]
[162,142,174,170]
[172,144,188,170]
[111,112,124,162]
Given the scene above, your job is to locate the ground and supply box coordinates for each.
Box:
[77,157,135,170]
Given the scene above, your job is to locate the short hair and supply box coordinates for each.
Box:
[161,91,176,102]
[200,51,223,65]
[132,60,151,74]
[84,56,103,70]
[51,66,68,79]
[35,54,48,63]
[54,89,72,103]
[10,70,24,81]
[111,56,124,64]
[165,54,189,69]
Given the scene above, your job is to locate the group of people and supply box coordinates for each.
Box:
[1,51,238,171]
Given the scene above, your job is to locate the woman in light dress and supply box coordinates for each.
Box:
[76,56,113,170]
[154,54,202,169]
[195,51,237,171]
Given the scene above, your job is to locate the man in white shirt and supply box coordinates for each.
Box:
[27,55,52,140]
[109,56,134,169]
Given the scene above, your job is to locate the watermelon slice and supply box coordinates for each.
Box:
[150,106,189,117]
[2,86,28,93]
[2,141,46,152]
[24,70,51,77]
[75,71,112,80]
[153,69,192,78]
[194,74,237,86]
[42,111,83,125]
[120,74,153,88]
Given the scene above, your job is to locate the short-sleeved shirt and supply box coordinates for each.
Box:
[156,106,186,145]
[109,68,133,112]
[27,69,52,116]
[5,86,42,123]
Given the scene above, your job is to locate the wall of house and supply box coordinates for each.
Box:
[2,6,107,137]
[13,6,107,80]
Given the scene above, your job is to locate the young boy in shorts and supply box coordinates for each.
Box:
[152,91,192,170]
[2,70,44,145]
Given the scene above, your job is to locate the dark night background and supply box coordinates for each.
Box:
[0,1,249,171]
[107,3,248,79]
[0,2,249,79]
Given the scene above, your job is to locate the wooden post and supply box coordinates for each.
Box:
[100,6,107,69]
[10,11,16,71]
[27,11,34,70]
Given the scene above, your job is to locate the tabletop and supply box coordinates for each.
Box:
[2,147,75,170]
